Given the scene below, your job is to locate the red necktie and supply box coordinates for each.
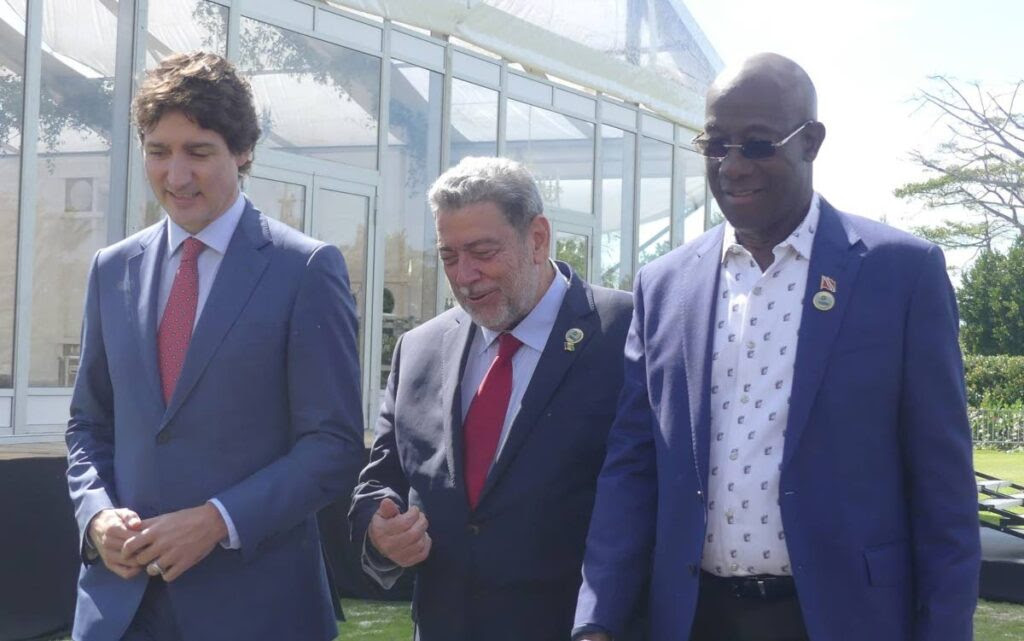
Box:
[464,333,523,509]
[158,237,204,404]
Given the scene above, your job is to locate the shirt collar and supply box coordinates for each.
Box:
[720,192,821,265]
[477,260,569,354]
[166,191,246,256]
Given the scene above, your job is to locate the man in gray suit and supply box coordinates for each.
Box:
[350,157,638,641]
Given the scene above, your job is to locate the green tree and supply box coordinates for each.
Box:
[894,76,1023,252]
[958,237,1024,355]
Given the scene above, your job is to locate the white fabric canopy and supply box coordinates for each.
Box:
[327,0,722,129]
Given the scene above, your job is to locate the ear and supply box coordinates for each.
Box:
[528,215,551,264]
[234,148,252,169]
[803,121,826,161]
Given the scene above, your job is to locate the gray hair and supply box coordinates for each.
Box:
[427,156,544,234]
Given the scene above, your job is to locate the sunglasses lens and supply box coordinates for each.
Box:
[742,141,776,159]
[697,140,727,158]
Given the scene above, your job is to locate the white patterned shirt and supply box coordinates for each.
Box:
[701,194,821,577]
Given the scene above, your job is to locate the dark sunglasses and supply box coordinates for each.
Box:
[691,120,815,160]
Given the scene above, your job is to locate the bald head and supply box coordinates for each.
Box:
[700,53,826,262]
[708,53,817,124]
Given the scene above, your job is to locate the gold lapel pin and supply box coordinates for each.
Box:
[564,328,584,352]
[813,275,837,311]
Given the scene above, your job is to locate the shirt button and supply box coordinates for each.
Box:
[753,287,762,295]
[730,563,739,572]
[746,341,755,349]
[741,395,750,404]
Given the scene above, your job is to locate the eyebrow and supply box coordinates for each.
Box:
[438,238,502,251]
[144,142,219,152]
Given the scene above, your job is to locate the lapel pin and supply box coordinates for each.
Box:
[819,275,837,293]
[812,290,835,311]
[564,328,584,352]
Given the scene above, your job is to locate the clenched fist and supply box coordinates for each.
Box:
[368,498,432,567]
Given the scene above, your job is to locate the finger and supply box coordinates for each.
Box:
[376,498,400,519]
[116,509,143,531]
[389,512,430,549]
[122,530,157,560]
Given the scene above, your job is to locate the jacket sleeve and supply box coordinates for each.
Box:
[349,333,411,589]
[900,245,980,641]
[65,251,117,561]
[574,272,658,638]
[213,244,365,560]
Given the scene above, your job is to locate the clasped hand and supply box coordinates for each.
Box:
[368,498,432,567]
[88,503,228,582]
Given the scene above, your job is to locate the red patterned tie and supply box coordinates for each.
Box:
[464,333,523,509]
[158,237,204,404]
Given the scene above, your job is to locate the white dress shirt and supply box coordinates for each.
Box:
[460,262,569,462]
[701,193,821,577]
[157,190,246,549]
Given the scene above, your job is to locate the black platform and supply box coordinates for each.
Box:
[979,527,1024,604]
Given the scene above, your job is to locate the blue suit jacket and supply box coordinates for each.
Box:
[575,200,980,641]
[66,200,364,641]
[350,263,636,641]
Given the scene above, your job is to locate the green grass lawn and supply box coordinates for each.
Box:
[975,449,1024,484]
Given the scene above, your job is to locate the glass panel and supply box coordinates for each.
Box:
[30,0,121,387]
[145,0,227,68]
[506,99,594,217]
[129,0,229,234]
[0,0,25,387]
[313,188,369,369]
[599,125,635,290]
[449,78,497,167]
[245,176,305,230]
[239,18,382,169]
[678,148,706,243]
[380,60,442,389]
[556,231,589,279]
[637,137,672,267]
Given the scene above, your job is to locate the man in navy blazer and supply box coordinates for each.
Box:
[349,157,636,641]
[575,54,980,641]
[65,52,363,641]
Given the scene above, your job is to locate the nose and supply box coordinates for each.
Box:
[166,153,192,188]
[717,147,754,180]
[450,255,480,287]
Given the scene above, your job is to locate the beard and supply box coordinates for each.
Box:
[454,253,541,332]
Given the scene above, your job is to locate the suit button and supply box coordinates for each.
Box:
[467,523,480,535]
[696,490,704,503]
[156,432,170,445]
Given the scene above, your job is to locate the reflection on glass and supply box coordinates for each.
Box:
[314,188,368,369]
[30,0,120,387]
[678,148,707,243]
[599,125,635,290]
[449,78,497,167]
[145,0,227,68]
[506,100,593,217]
[240,18,381,169]
[556,231,589,279]
[380,60,441,388]
[0,0,25,386]
[637,137,672,267]
[129,1,229,234]
[245,176,305,230]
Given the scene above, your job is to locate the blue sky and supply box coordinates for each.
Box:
[682,0,1024,271]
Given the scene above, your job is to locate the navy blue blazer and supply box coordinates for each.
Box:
[350,263,635,641]
[66,201,364,641]
[575,200,980,641]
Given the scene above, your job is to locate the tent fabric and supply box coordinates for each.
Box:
[327,0,722,129]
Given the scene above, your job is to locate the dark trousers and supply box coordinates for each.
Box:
[689,572,809,641]
[121,579,183,641]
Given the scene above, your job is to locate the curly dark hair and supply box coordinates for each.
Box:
[133,51,260,173]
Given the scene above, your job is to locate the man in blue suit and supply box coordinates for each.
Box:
[574,53,980,641]
[65,52,364,641]
[349,157,636,641]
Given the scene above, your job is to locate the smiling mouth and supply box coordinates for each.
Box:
[168,190,200,200]
[725,188,762,198]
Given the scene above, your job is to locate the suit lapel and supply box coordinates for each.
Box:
[128,222,167,408]
[475,266,597,509]
[159,204,271,430]
[678,228,725,489]
[782,201,863,469]
[441,310,476,491]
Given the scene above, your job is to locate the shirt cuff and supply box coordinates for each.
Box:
[571,624,613,641]
[208,498,240,549]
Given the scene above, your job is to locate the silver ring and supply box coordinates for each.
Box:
[146,561,164,577]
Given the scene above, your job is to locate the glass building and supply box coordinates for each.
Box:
[0,0,722,442]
